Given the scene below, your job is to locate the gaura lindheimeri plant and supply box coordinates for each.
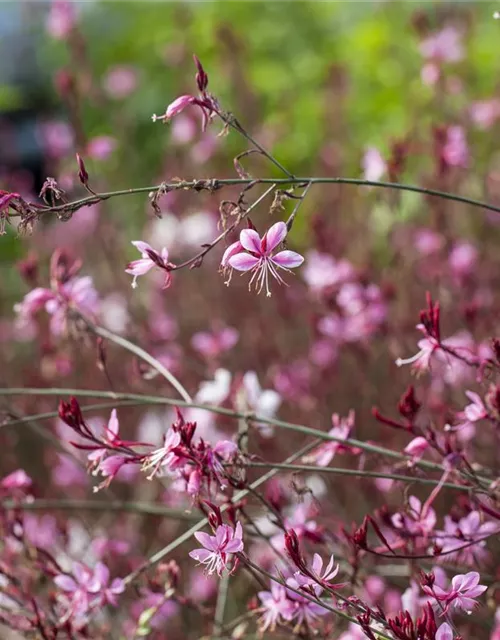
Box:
[3,27,500,640]
[221,221,304,296]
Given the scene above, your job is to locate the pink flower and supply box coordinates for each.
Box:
[470,99,500,130]
[153,57,219,131]
[125,241,173,289]
[87,409,120,468]
[222,221,304,296]
[293,553,340,590]
[420,27,464,63]
[447,391,487,439]
[86,136,117,160]
[414,229,444,256]
[404,437,430,463]
[425,571,487,615]
[362,147,386,182]
[0,469,32,491]
[436,623,454,640]
[191,326,239,358]
[141,428,183,480]
[103,65,138,99]
[302,411,358,467]
[442,126,469,169]
[189,522,244,576]
[391,495,436,538]
[449,242,478,277]
[46,0,75,40]
[302,251,354,292]
[258,582,295,632]
[438,511,499,565]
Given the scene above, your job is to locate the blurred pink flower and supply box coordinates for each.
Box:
[362,147,386,182]
[1,469,32,491]
[38,120,74,158]
[258,582,294,633]
[449,242,478,277]
[302,250,354,291]
[470,99,500,130]
[436,623,453,640]
[420,27,464,63]
[414,229,444,256]
[86,136,117,160]
[442,126,469,168]
[303,411,358,467]
[103,65,138,99]
[191,326,239,358]
[46,0,75,40]
[404,436,430,463]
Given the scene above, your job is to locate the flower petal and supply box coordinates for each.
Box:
[228,253,260,272]
[272,250,304,269]
[264,222,287,252]
[131,241,153,255]
[239,229,262,254]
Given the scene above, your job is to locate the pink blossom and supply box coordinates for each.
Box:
[189,522,244,576]
[302,411,358,467]
[125,241,173,289]
[362,146,387,182]
[0,469,32,491]
[438,511,499,565]
[414,229,444,256]
[424,571,487,615]
[222,222,304,296]
[191,326,239,358]
[86,136,117,160]
[436,623,454,640]
[46,0,75,40]
[257,582,295,632]
[293,553,340,589]
[447,390,487,440]
[302,250,354,291]
[87,409,120,468]
[392,495,436,538]
[449,242,478,277]
[396,334,439,371]
[103,65,138,99]
[470,99,500,129]
[420,27,464,63]
[141,428,183,480]
[404,436,430,463]
[442,126,469,169]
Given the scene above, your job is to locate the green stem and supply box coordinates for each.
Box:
[0,387,491,485]
[22,176,500,218]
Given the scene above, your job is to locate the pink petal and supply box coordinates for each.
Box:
[221,241,242,267]
[54,575,77,592]
[125,258,154,276]
[239,229,262,254]
[189,549,213,563]
[131,240,153,255]
[264,221,287,253]
[228,253,260,272]
[107,409,119,439]
[272,250,304,269]
[194,531,216,551]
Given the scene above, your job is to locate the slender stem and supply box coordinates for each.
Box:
[220,111,294,179]
[87,323,192,403]
[245,462,466,491]
[19,176,500,219]
[213,572,230,637]
[122,440,318,586]
[0,499,200,520]
[0,386,492,484]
